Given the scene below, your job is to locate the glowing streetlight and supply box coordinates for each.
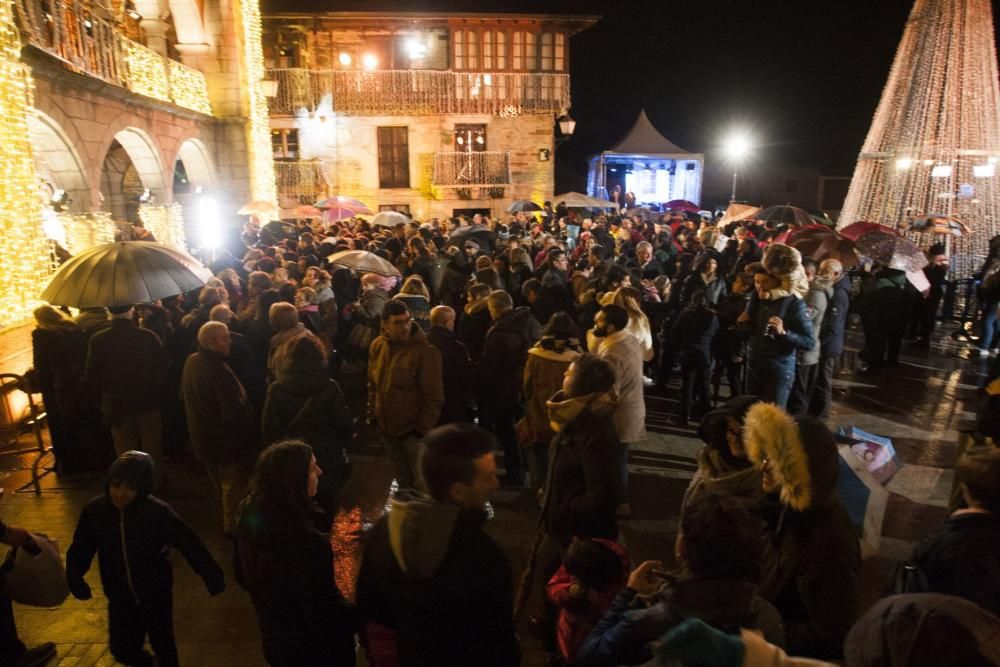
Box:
[362,53,378,70]
[724,131,752,202]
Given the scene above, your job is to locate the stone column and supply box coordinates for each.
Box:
[140,17,169,56]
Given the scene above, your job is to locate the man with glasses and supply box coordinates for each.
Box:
[368,301,444,489]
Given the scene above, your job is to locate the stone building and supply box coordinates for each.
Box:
[0,0,274,325]
[262,11,598,219]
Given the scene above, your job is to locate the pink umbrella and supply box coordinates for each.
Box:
[663,199,701,213]
[315,196,373,215]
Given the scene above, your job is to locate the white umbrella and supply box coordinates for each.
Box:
[553,192,619,209]
[370,211,411,228]
[718,203,761,227]
[326,250,401,277]
[41,241,212,308]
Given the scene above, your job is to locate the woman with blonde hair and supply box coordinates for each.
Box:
[393,275,431,330]
[590,287,654,363]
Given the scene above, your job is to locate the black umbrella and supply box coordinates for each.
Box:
[507,200,542,213]
[448,224,493,249]
[41,241,213,308]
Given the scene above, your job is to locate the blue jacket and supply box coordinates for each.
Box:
[746,295,815,368]
[820,274,851,357]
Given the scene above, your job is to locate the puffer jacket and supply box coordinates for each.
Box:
[523,341,580,444]
[798,278,831,366]
[746,294,815,369]
[744,403,860,660]
[367,324,444,438]
[543,390,620,546]
[479,307,542,409]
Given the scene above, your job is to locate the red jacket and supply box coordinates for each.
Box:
[546,539,630,662]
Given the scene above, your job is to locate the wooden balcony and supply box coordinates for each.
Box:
[12,0,212,115]
[266,68,570,117]
[433,151,511,188]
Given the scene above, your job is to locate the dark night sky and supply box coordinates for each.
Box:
[265,0,1000,191]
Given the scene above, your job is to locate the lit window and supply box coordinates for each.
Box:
[540,32,553,70]
[483,30,493,69]
[554,33,565,71]
[496,31,507,69]
[525,32,536,70]
[512,32,522,70]
[465,30,479,69]
[454,30,464,69]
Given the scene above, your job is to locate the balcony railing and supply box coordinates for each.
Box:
[12,0,212,115]
[433,151,511,188]
[267,68,570,117]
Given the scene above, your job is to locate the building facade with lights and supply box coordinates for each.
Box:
[0,0,275,326]
[261,11,597,219]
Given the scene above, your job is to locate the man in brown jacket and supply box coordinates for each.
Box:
[368,300,444,489]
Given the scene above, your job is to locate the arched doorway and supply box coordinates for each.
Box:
[173,137,215,194]
[27,110,88,212]
[99,128,166,223]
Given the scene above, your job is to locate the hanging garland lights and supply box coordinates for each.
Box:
[838,0,1000,278]
[138,203,186,249]
[240,0,277,203]
[0,2,56,326]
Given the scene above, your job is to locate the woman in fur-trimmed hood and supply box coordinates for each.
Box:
[743,402,860,661]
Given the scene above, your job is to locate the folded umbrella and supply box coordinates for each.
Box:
[326,250,401,277]
[41,241,213,308]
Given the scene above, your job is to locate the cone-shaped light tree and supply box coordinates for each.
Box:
[838,0,1000,277]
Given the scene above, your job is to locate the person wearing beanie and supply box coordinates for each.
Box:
[744,403,859,660]
[66,451,224,667]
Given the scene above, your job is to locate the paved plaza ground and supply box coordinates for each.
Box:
[0,321,990,666]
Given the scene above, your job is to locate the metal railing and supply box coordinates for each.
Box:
[266,68,570,117]
[433,151,511,187]
[12,0,212,115]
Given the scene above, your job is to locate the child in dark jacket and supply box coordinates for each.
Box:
[66,451,225,667]
[547,538,630,663]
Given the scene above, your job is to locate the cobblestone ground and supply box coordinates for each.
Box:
[0,320,989,666]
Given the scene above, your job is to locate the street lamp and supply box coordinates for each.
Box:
[555,114,576,147]
[723,131,752,202]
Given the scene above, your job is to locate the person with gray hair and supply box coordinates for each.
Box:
[809,258,851,418]
[181,321,259,535]
[210,304,266,416]
[427,305,474,425]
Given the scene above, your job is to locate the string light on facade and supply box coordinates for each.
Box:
[0,1,54,326]
[167,61,213,115]
[838,0,1000,278]
[240,0,277,205]
[126,41,170,101]
[138,203,187,249]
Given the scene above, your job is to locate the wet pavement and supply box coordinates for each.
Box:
[0,319,991,666]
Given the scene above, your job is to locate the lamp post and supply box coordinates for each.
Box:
[555,114,576,146]
[723,132,752,202]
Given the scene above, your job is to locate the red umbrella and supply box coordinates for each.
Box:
[788,226,860,267]
[840,221,891,241]
[664,199,701,213]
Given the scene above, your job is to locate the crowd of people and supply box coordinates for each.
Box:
[2,207,1000,666]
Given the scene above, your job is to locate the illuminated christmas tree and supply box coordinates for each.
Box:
[838,0,1000,277]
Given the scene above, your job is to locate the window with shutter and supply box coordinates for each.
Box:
[377,127,410,189]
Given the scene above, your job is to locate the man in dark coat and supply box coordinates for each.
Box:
[479,290,541,485]
[356,424,519,666]
[912,449,1000,616]
[180,322,259,535]
[85,304,167,484]
[669,291,720,425]
[427,306,473,425]
[535,268,578,327]
[809,259,851,418]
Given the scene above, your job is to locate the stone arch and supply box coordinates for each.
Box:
[168,0,206,45]
[26,110,89,212]
[173,137,216,192]
[99,127,167,222]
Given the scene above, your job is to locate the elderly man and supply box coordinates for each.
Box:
[181,322,258,535]
[427,306,473,425]
[368,301,444,489]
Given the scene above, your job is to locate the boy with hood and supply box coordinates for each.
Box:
[355,424,519,666]
[66,451,224,667]
[744,403,859,660]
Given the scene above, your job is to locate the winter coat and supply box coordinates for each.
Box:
[592,330,647,443]
[85,318,166,419]
[426,325,474,425]
[844,593,1000,667]
[536,277,578,326]
[547,539,629,663]
[912,510,1000,616]
[458,298,492,361]
[746,294,815,370]
[479,307,542,410]
[713,292,751,360]
[859,268,908,324]
[575,576,784,666]
[669,304,720,369]
[261,341,354,494]
[543,391,620,546]
[367,324,444,438]
[393,293,431,331]
[523,343,580,444]
[236,499,355,666]
[798,279,831,366]
[355,491,520,666]
[181,348,259,464]
[819,274,851,357]
[32,326,86,416]
[66,454,223,606]
[744,403,860,659]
